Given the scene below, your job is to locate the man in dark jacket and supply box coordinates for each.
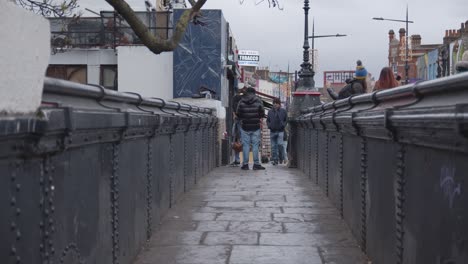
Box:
[267,98,288,165]
[236,87,266,170]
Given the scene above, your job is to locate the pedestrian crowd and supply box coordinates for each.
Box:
[231,86,288,170]
[230,52,468,169]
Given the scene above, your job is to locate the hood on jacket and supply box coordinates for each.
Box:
[241,94,258,105]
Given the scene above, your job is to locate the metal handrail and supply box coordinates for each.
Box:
[43,77,213,114]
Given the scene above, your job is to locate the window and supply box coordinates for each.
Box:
[46,65,87,84]
[101,65,118,90]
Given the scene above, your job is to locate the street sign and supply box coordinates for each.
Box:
[238,50,260,66]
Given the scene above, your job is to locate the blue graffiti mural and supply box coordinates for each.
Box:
[173,9,226,99]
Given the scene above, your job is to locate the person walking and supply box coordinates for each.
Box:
[372,67,400,91]
[236,87,266,170]
[327,60,368,100]
[267,98,288,165]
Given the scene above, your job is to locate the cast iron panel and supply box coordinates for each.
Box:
[154,134,171,214]
[52,146,112,264]
[366,138,398,264]
[342,135,364,245]
[327,132,341,209]
[403,145,468,264]
[172,132,186,203]
[0,158,43,264]
[118,140,148,264]
[317,131,329,192]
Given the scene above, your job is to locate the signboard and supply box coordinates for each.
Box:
[238,50,260,66]
[324,71,354,86]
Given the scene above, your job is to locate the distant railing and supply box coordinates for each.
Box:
[49,11,173,51]
[293,72,468,264]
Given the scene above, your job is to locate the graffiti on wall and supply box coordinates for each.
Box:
[440,166,461,209]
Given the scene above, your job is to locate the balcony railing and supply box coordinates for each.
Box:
[49,11,173,51]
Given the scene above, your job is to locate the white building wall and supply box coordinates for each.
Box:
[258,79,274,97]
[117,46,173,100]
[49,49,117,85]
[0,1,50,114]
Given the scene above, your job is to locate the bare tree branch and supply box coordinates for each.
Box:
[15,0,79,17]
[187,0,197,7]
[105,0,207,54]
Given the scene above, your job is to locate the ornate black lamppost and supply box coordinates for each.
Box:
[373,6,413,84]
[288,0,322,168]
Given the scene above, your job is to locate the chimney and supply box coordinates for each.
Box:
[411,35,421,47]
[399,28,406,45]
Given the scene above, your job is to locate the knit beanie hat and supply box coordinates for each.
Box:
[355,60,368,80]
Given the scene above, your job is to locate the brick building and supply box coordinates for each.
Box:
[388,28,441,83]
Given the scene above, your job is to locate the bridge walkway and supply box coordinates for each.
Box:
[134,164,367,264]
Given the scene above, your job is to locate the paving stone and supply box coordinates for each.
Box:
[228,221,283,233]
[283,207,340,214]
[229,246,322,264]
[284,222,347,233]
[256,201,330,208]
[242,194,285,202]
[201,195,244,202]
[149,231,204,246]
[216,212,272,221]
[159,220,198,231]
[273,213,306,223]
[260,232,358,247]
[214,191,257,196]
[136,245,230,264]
[196,221,229,232]
[206,201,255,208]
[165,212,217,221]
[203,232,258,245]
[319,246,369,264]
[199,207,282,214]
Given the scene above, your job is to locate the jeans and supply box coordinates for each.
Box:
[240,128,261,166]
[270,131,284,162]
[232,120,241,162]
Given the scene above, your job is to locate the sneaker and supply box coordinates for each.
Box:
[272,161,278,166]
[253,164,266,170]
[230,161,240,166]
[241,164,249,170]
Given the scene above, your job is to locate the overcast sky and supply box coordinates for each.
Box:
[80,0,467,87]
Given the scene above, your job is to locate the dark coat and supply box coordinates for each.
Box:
[267,107,288,132]
[236,93,264,131]
[336,79,365,99]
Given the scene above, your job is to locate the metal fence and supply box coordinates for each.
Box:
[293,72,468,264]
[49,11,173,51]
[0,78,218,264]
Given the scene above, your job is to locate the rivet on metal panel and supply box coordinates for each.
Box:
[111,143,120,264]
[360,137,368,253]
[395,143,406,264]
[183,132,188,192]
[339,134,344,218]
[325,132,330,196]
[169,134,175,208]
[315,131,319,185]
[146,138,153,240]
